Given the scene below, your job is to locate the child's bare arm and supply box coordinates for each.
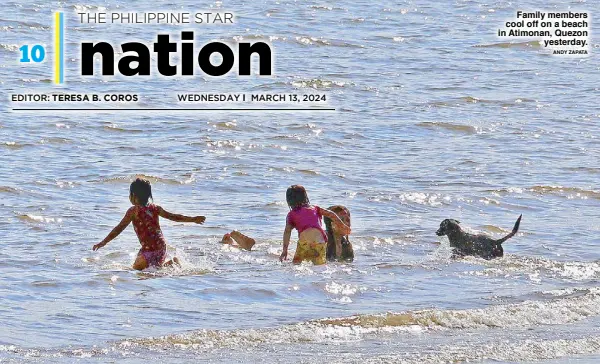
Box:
[158,206,205,224]
[280,224,293,261]
[93,212,132,251]
[317,207,351,235]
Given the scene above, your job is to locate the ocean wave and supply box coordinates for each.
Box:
[92,248,215,276]
[19,78,52,83]
[0,18,48,29]
[27,26,50,31]
[474,40,542,49]
[297,169,320,176]
[416,121,479,134]
[291,78,353,89]
[231,34,285,42]
[489,185,600,200]
[418,96,535,110]
[566,166,600,174]
[87,286,599,354]
[205,139,245,150]
[38,137,72,145]
[362,336,600,363]
[103,124,143,133]
[367,192,450,207]
[17,214,63,224]
[0,43,18,52]
[211,120,239,130]
[230,34,362,48]
[3,287,600,359]
[479,223,510,233]
[319,286,600,330]
[9,334,600,363]
[0,186,19,194]
[73,4,107,11]
[136,265,214,279]
[325,281,368,297]
[263,201,286,208]
[308,5,347,11]
[120,321,381,352]
[398,192,449,206]
[94,174,196,185]
[528,185,600,200]
[470,255,600,281]
[294,36,364,48]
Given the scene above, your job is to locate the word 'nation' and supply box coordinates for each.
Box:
[81,31,272,77]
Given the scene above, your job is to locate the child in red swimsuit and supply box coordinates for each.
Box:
[92,178,206,270]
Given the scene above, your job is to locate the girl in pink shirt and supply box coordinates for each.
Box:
[280,185,350,265]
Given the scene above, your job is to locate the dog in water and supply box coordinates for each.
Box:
[323,205,354,262]
[436,215,522,259]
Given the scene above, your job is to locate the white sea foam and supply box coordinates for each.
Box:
[95,287,600,354]
[361,336,600,364]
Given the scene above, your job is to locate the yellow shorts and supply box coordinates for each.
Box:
[293,240,326,265]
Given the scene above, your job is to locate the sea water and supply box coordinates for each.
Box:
[1,0,600,362]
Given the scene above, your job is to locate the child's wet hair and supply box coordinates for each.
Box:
[286,185,310,209]
[324,205,353,262]
[130,178,153,206]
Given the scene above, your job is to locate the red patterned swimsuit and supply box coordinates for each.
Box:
[126,204,167,267]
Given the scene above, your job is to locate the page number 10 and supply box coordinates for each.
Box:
[19,45,46,63]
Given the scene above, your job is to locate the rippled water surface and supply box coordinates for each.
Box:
[1,0,600,362]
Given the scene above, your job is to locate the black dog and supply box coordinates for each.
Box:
[436,215,522,259]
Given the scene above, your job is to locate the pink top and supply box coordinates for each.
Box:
[286,205,327,242]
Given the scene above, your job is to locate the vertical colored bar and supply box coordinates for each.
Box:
[54,12,64,84]
[59,12,64,84]
[54,12,59,84]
